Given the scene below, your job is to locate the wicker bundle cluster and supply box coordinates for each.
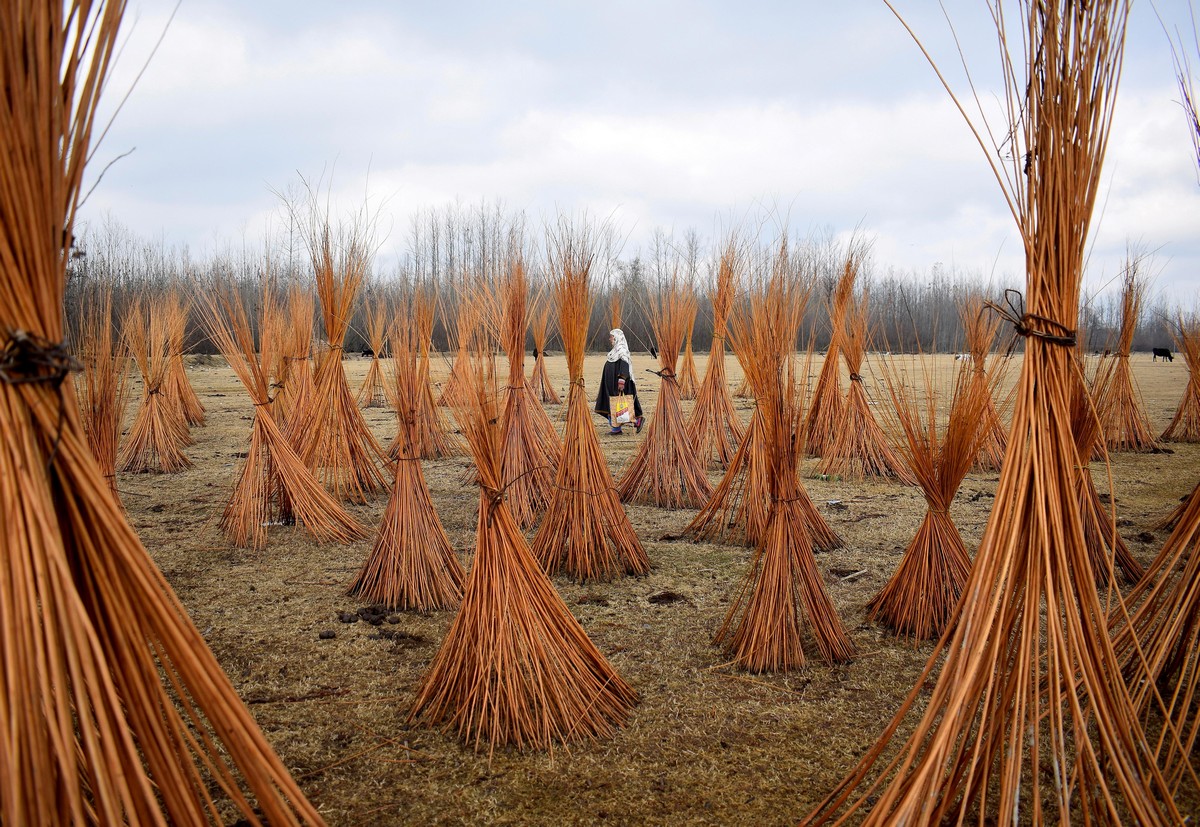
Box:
[618,272,712,508]
[1095,260,1159,452]
[715,254,855,672]
[683,242,841,552]
[817,289,916,484]
[1161,313,1200,442]
[119,295,192,473]
[410,351,638,751]
[531,219,648,581]
[350,310,464,610]
[0,4,323,821]
[271,284,316,430]
[388,285,462,459]
[75,281,130,499]
[688,237,745,469]
[356,298,389,407]
[495,254,562,529]
[866,357,987,640]
[528,292,562,404]
[287,214,388,503]
[960,295,1010,470]
[198,280,366,550]
[807,3,1179,822]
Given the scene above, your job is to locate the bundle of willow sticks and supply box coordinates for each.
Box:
[0,3,323,821]
[805,3,1178,823]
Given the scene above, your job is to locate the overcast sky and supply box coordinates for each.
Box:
[81,1,1200,303]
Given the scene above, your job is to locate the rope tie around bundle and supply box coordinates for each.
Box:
[1,329,82,467]
[0,329,81,388]
[985,288,1077,348]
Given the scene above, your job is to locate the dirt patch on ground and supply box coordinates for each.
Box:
[122,351,1199,825]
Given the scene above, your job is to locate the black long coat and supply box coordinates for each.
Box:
[594,358,642,419]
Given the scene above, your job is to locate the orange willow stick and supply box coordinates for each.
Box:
[803,250,854,457]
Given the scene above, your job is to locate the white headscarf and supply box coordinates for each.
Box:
[606,328,633,370]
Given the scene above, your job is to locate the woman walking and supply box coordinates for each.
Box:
[595,329,643,435]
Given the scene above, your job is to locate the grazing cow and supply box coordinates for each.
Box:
[1152,347,1174,362]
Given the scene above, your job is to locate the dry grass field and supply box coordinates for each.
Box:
[121,350,1199,825]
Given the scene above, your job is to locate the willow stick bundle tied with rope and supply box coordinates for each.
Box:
[75,280,130,500]
[817,288,915,485]
[531,218,648,581]
[688,235,745,469]
[803,251,856,457]
[678,291,700,400]
[410,349,638,752]
[388,284,462,459]
[118,295,193,473]
[805,3,1179,823]
[715,251,855,672]
[528,291,562,405]
[357,297,389,408]
[286,207,388,503]
[618,272,712,508]
[1162,313,1200,442]
[164,288,205,427]
[494,252,562,529]
[1095,257,1160,452]
[198,279,367,550]
[271,283,316,431]
[436,280,479,409]
[0,4,325,822]
[350,312,464,610]
[866,355,987,641]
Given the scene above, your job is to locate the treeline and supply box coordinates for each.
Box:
[66,209,1183,358]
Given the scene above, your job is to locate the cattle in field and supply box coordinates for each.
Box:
[1152,347,1173,362]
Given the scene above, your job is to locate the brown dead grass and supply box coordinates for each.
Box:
[122,351,1200,825]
